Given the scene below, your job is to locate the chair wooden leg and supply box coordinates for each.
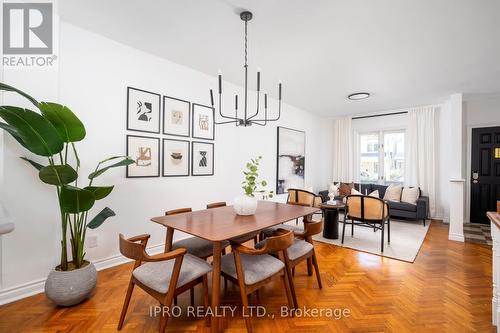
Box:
[341,219,346,244]
[292,267,295,276]
[388,218,391,243]
[306,257,313,276]
[173,296,177,305]
[281,274,294,311]
[253,235,258,245]
[239,289,252,333]
[203,275,210,327]
[381,220,385,253]
[284,261,298,309]
[190,287,195,306]
[117,279,135,330]
[423,218,426,226]
[351,221,354,236]
[255,289,261,303]
[159,290,175,333]
[311,252,323,289]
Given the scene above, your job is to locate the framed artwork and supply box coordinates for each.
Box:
[192,103,215,140]
[276,127,305,194]
[162,139,190,177]
[162,96,190,137]
[191,141,214,176]
[126,87,161,134]
[126,135,160,178]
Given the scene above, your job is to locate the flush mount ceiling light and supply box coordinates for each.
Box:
[348,92,370,100]
[209,10,282,127]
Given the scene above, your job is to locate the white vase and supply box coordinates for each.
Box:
[234,195,258,215]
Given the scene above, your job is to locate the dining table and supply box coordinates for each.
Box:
[151,200,319,332]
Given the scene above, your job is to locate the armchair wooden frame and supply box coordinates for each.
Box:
[222,229,296,333]
[342,195,391,252]
[117,233,210,332]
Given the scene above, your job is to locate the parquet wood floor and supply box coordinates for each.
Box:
[0,220,494,332]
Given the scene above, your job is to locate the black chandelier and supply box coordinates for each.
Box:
[209,11,282,127]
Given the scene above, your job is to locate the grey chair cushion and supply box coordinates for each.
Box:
[255,239,313,261]
[133,254,212,294]
[260,224,302,238]
[287,240,313,260]
[172,237,229,258]
[221,253,284,285]
[229,231,260,244]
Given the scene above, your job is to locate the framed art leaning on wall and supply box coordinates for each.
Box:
[126,135,160,178]
[126,87,161,134]
[192,141,214,176]
[276,126,305,194]
[162,138,190,177]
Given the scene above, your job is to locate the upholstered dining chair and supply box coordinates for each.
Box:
[206,201,259,244]
[166,208,229,304]
[342,195,391,252]
[221,229,296,333]
[117,233,212,332]
[255,217,323,307]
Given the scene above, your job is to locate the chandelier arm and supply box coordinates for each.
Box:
[216,93,239,121]
[215,118,240,125]
[250,101,281,122]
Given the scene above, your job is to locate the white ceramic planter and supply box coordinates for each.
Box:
[234,195,258,215]
[45,261,97,306]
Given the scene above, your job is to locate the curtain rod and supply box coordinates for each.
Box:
[352,111,408,120]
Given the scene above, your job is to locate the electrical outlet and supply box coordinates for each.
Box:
[87,235,98,248]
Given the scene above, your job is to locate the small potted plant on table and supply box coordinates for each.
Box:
[234,156,273,215]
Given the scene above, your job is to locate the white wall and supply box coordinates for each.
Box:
[0,22,334,303]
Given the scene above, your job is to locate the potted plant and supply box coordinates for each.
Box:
[0,83,134,306]
[234,156,273,215]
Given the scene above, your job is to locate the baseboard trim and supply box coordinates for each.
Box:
[0,243,164,306]
[449,233,465,242]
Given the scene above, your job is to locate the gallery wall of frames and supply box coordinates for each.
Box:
[125,87,215,178]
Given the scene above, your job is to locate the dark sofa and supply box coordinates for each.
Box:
[318,183,429,225]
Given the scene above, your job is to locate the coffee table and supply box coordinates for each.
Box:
[320,201,346,239]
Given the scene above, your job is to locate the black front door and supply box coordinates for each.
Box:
[470,126,500,223]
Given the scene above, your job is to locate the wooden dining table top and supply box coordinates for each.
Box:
[151,201,319,242]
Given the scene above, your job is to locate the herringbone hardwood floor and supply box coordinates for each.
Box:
[0,220,494,332]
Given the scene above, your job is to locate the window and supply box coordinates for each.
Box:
[359,130,405,184]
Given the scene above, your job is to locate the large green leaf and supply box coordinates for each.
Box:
[20,157,44,170]
[88,157,135,180]
[84,186,114,200]
[60,185,95,213]
[39,165,78,186]
[0,106,64,156]
[87,207,115,229]
[38,102,86,142]
[0,82,38,107]
[0,122,30,149]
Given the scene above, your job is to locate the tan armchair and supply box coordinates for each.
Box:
[342,195,391,252]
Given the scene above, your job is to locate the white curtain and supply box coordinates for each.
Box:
[405,106,437,217]
[332,116,353,182]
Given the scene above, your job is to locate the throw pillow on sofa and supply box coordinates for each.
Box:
[368,190,379,198]
[351,188,362,195]
[339,182,354,196]
[383,184,402,201]
[401,187,419,205]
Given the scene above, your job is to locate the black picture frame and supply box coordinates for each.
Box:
[192,103,215,140]
[276,126,306,194]
[162,95,191,137]
[126,135,161,178]
[126,87,161,134]
[191,141,214,176]
[162,138,190,177]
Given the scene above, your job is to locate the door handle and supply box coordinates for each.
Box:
[472,171,479,183]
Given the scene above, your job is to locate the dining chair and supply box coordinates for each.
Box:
[342,194,391,252]
[166,208,229,305]
[117,233,212,332]
[221,229,296,333]
[206,201,259,244]
[255,217,323,307]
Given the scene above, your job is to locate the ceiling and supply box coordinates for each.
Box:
[59,0,500,117]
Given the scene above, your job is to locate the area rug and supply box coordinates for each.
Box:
[297,218,431,263]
